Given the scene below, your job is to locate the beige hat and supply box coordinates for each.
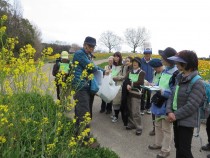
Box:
[108,56,114,60]
[60,51,69,59]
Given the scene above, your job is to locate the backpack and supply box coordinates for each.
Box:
[187,75,210,121]
[58,62,70,75]
[187,75,210,151]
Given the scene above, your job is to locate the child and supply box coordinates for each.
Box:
[125,57,145,135]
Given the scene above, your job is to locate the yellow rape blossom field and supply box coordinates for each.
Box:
[0,15,119,158]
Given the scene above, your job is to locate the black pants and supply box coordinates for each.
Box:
[56,84,60,100]
[89,94,95,119]
[141,89,151,110]
[74,90,91,136]
[121,79,129,126]
[206,115,210,144]
[173,121,194,158]
[101,100,112,112]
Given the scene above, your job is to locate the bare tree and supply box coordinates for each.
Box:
[124,27,150,53]
[99,31,122,53]
[69,43,81,53]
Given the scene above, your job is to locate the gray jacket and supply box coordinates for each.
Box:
[166,71,205,127]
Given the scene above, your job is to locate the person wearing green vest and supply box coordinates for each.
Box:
[124,57,145,135]
[166,50,205,158]
[148,58,164,136]
[110,52,126,123]
[52,51,71,100]
[148,47,178,158]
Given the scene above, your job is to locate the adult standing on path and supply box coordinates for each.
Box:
[72,36,104,140]
[166,50,206,158]
[141,48,154,114]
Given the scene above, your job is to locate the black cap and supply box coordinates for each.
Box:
[132,57,141,67]
[159,47,177,64]
[84,36,96,46]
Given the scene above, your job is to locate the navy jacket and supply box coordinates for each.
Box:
[140,58,154,83]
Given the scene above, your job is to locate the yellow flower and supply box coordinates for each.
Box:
[0,136,6,144]
[1,15,7,21]
[42,117,49,124]
[47,143,56,151]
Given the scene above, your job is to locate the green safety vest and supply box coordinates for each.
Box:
[59,62,70,74]
[129,73,139,82]
[153,73,162,85]
[111,69,119,77]
[158,73,172,90]
[129,70,142,82]
[172,85,179,111]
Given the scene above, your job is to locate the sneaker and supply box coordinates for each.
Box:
[156,151,170,158]
[146,109,151,114]
[140,110,145,115]
[202,143,210,151]
[136,130,142,136]
[149,129,155,136]
[110,115,115,119]
[112,116,118,123]
[148,144,162,150]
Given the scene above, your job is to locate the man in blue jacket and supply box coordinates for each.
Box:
[140,48,154,114]
[72,36,104,147]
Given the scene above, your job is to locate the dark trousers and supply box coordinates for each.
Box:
[101,100,112,112]
[89,94,95,119]
[173,121,194,158]
[152,113,155,129]
[141,89,151,110]
[206,115,210,144]
[121,79,129,126]
[56,84,60,100]
[74,90,90,135]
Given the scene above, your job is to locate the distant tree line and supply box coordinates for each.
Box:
[0,0,71,59]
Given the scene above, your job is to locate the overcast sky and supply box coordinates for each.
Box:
[16,0,210,57]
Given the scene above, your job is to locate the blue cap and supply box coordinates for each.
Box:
[144,48,152,54]
[167,56,187,63]
[84,36,96,46]
[148,58,163,68]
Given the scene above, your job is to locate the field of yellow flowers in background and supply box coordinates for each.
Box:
[49,52,210,81]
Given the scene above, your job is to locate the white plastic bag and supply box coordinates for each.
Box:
[97,75,120,103]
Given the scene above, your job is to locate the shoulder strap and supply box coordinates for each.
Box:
[186,75,201,93]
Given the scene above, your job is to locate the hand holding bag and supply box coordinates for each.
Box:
[97,75,121,103]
